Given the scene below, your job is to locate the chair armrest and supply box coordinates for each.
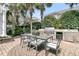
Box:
[47,35,53,39]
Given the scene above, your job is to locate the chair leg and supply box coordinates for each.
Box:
[28,43,31,51]
[55,50,58,56]
[45,50,48,56]
[45,47,49,56]
[20,41,23,48]
[20,39,23,48]
[27,43,29,50]
[36,46,38,56]
[28,47,30,51]
[21,43,24,48]
[36,50,37,56]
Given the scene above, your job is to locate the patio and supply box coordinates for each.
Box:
[0,37,79,56]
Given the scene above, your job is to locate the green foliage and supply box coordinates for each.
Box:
[13,26,23,36]
[6,11,12,25]
[7,26,30,36]
[42,15,61,29]
[42,15,56,27]
[52,20,62,29]
[60,10,79,29]
[43,10,79,29]
[32,22,41,30]
[7,29,13,36]
[7,3,52,36]
[7,22,41,36]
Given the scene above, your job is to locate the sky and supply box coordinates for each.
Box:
[32,3,77,20]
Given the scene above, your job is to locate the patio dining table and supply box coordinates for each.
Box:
[20,33,54,55]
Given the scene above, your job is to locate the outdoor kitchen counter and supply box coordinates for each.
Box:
[55,29,78,32]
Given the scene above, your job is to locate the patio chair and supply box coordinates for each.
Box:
[44,27,55,41]
[29,35,46,56]
[21,34,46,53]
[44,27,55,35]
[30,35,55,56]
[20,34,32,50]
[45,34,62,56]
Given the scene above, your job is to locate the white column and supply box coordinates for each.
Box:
[2,11,7,37]
[0,13,3,36]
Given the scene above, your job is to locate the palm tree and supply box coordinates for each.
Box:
[35,3,52,20]
[66,3,78,9]
[18,3,34,34]
[17,3,28,33]
[28,4,34,34]
[35,3,52,28]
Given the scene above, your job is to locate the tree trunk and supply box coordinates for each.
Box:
[29,4,34,34]
[30,21,32,34]
[40,10,44,28]
[12,13,16,35]
[12,23,15,35]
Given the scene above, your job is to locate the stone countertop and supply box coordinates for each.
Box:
[38,29,78,32]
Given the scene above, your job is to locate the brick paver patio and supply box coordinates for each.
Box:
[0,37,79,56]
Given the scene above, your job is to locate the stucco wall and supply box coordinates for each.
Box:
[63,32,79,43]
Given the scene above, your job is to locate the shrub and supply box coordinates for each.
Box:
[7,22,41,36]
[42,15,61,29]
[60,10,79,29]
